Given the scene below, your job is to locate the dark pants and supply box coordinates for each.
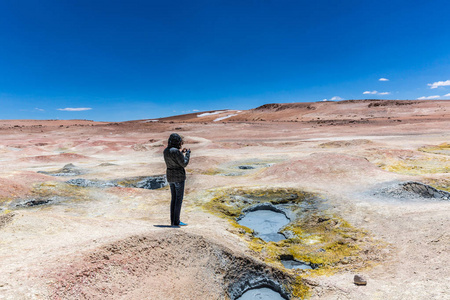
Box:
[169,181,185,226]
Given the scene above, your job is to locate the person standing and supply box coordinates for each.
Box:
[163,133,190,226]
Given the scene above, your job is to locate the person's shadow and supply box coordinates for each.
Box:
[153,225,180,228]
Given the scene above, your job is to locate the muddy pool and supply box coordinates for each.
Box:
[236,287,287,300]
[237,208,290,242]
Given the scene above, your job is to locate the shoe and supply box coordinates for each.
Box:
[178,222,188,226]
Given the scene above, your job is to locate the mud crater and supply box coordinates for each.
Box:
[66,175,167,190]
[211,159,279,177]
[49,231,295,300]
[204,186,382,291]
[2,175,167,212]
[12,195,74,208]
[279,254,319,270]
[374,181,450,201]
[38,163,86,176]
[237,203,291,242]
[231,276,289,300]
[38,163,168,190]
[236,287,286,300]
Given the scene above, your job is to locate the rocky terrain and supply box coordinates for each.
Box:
[0,100,449,299]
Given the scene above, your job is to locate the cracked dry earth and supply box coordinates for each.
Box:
[0,102,449,299]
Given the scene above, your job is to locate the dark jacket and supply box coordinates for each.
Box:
[163,134,190,182]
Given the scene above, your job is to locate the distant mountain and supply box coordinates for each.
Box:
[142,100,449,123]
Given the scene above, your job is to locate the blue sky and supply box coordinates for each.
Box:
[1,0,449,121]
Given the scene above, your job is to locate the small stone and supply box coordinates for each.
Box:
[354,274,367,286]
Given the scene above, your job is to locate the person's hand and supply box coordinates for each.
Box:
[182,148,189,153]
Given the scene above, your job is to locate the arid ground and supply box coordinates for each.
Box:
[0,100,449,299]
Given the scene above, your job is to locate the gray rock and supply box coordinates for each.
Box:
[354,274,367,286]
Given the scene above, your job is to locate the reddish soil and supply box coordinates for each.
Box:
[0,100,449,299]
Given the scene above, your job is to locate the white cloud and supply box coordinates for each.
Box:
[331,96,343,100]
[417,95,440,100]
[444,93,450,97]
[379,78,389,81]
[35,108,45,112]
[363,90,391,95]
[57,107,92,111]
[193,109,199,112]
[428,80,450,89]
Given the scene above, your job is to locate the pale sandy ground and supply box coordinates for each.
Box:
[0,100,449,299]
